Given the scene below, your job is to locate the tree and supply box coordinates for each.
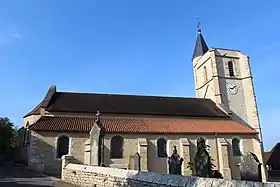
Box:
[0,117,18,156]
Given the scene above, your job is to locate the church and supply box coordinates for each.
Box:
[19,28,266,181]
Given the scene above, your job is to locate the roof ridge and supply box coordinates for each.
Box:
[41,115,235,121]
[56,91,212,100]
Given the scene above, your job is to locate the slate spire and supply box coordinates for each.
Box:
[192,26,209,60]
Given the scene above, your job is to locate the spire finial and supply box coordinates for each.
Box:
[192,17,209,60]
[196,16,201,33]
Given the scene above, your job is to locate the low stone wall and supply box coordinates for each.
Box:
[62,163,280,187]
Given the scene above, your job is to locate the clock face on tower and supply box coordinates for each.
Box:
[227,83,238,95]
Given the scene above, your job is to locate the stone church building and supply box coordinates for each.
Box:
[19,28,266,180]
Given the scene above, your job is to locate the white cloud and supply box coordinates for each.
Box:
[11,32,22,39]
[0,26,22,45]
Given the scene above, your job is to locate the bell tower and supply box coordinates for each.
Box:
[192,28,262,139]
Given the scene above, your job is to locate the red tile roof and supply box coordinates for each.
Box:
[29,116,256,134]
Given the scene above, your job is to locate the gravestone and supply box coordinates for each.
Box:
[90,123,101,166]
[129,153,141,171]
[239,152,262,182]
[168,146,184,175]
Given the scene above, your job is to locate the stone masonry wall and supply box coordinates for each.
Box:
[29,131,88,175]
[62,163,280,187]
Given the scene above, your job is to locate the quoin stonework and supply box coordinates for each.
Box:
[18,27,267,181]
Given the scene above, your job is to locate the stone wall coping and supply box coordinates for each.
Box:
[62,155,74,159]
[218,138,228,146]
[64,164,230,186]
[63,164,280,187]
[84,139,90,145]
[138,138,148,146]
[109,163,128,169]
[180,138,190,146]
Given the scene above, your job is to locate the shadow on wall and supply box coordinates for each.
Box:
[189,140,197,174]
[28,132,82,178]
[148,141,168,174]
[228,145,242,180]
[103,144,113,166]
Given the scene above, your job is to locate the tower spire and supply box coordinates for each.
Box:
[192,18,209,60]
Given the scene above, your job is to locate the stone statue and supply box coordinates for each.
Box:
[168,146,183,175]
[194,138,211,177]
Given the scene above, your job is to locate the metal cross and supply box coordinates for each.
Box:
[96,110,100,122]
[196,16,201,32]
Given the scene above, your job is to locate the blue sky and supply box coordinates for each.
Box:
[0,1,279,151]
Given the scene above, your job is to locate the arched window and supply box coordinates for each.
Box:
[56,135,70,159]
[232,138,242,156]
[228,61,235,77]
[157,138,167,157]
[110,136,124,159]
[203,66,208,83]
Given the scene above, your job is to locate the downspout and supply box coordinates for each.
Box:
[215,133,220,170]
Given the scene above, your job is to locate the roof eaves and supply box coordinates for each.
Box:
[23,102,42,118]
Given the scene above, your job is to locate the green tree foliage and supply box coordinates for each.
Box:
[0,117,18,155]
